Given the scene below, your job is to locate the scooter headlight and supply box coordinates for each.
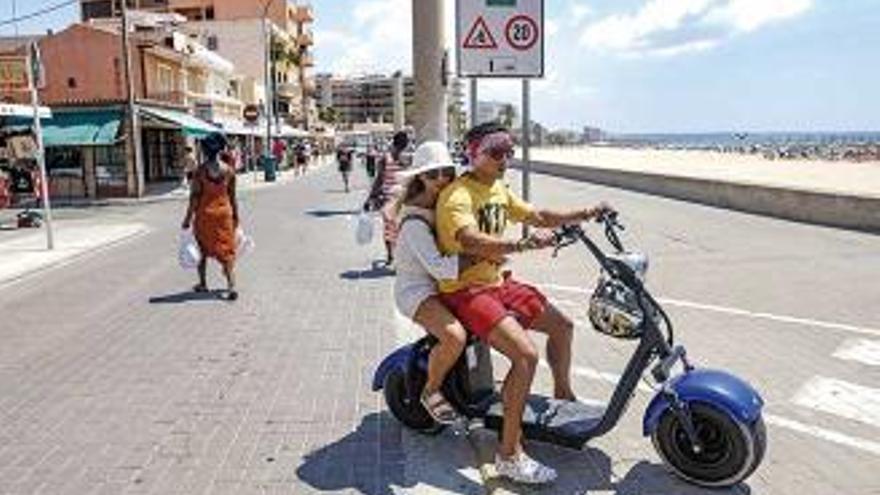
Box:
[588,276,646,340]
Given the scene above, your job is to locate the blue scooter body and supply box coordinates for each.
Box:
[642,368,764,436]
[372,344,414,391]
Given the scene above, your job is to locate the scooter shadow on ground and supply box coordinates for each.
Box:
[339,260,396,280]
[483,440,751,494]
[148,289,226,304]
[296,412,484,495]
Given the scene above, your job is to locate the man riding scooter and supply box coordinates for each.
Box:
[436,122,612,484]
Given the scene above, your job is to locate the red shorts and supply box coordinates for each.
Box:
[440,277,547,340]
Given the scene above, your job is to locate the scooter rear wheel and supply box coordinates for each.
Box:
[383,369,444,435]
[651,403,765,488]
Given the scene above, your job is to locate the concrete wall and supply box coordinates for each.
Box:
[514,160,880,234]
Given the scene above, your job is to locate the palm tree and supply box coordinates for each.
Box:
[498,103,516,128]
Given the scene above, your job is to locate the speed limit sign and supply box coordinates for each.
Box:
[506,15,539,51]
[457,0,544,78]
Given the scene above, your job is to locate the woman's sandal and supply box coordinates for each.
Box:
[420,389,461,425]
[193,284,208,293]
[227,290,239,301]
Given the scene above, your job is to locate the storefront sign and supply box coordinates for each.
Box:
[0,56,29,91]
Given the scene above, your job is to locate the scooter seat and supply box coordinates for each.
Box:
[484,395,604,449]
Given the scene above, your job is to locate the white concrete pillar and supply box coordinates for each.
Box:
[412,0,447,144]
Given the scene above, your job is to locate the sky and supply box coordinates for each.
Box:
[3,0,879,133]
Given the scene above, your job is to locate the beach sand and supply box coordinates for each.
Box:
[529,146,880,198]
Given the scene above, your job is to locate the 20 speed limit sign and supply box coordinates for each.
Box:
[457,0,544,78]
[506,15,539,51]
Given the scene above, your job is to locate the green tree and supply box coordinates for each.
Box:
[498,103,516,128]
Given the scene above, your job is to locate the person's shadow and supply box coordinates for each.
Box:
[305,208,358,218]
[339,260,396,280]
[296,412,483,495]
[479,438,753,494]
[148,289,226,304]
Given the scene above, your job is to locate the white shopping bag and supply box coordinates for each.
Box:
[236,226,255,258]
[178,229,201,269]
[354,209,375,246]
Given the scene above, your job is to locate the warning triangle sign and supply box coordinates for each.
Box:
[463,16,498,49]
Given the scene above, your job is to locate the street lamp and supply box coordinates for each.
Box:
[261,0,277,177]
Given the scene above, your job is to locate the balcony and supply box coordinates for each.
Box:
[295,5,314,23]
[277,81,300,98]
[144,90,186,105]
[297,30,313,47]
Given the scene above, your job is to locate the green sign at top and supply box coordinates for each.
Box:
[487,0,517,6]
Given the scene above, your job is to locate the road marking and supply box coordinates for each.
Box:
[833,339,880,367]
[543,283,880,338]
[763,413,880,457]
[792,376,880,428]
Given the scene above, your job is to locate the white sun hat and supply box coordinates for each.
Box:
[398,141,457,178]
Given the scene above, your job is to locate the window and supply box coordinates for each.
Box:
[67,77,77,89]
[95,145,127,197]
[82,1,113,20]
[205,7,215,20]
[157,64,173,93]
[207,35,218,51]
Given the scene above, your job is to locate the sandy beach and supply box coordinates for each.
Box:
[529,146,880,198]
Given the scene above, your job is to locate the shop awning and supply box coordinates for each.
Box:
[41,109,121,147]
[0,103,52,120]
[140,106,220,137]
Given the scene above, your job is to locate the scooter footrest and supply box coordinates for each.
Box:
[485,395,604,449]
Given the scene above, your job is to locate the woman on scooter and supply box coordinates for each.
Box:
[393,141,471,425]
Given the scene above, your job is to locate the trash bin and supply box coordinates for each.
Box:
[260,155,277,182]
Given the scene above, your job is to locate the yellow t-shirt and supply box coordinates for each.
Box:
[436,174,534,293]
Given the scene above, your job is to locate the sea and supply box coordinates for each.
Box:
[604,132,880,150]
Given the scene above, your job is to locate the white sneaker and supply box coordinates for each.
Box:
[494,452,558,485]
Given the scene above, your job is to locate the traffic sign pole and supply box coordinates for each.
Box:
[521,78,531,238]
[469,78,478,127]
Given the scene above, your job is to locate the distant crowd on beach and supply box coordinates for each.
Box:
[540,133,880,163]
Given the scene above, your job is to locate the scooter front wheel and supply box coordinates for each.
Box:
[651,403,766,488]
[383,369,445,435]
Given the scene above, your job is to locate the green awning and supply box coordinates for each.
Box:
[141,106,220,137]
[41,109,121,147]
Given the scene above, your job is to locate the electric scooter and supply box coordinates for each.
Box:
[373,212,767,487]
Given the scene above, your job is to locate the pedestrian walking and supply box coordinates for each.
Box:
[337,145,354,192]
[295,141,309,176]
[365,145,378,178]
[366,131,410,265]
[181,133,240,301]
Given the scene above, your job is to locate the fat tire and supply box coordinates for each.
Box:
[742,416,767,480]
[651,403,759,488]
[382,369,444,435]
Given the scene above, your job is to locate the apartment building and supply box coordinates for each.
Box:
[315,74,415,127]
[79,0,316,128]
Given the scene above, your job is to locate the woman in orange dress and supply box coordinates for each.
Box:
[181,133,240,300]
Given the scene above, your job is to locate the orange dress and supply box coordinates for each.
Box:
[194,166,236,264]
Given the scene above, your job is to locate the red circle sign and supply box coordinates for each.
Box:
[243,104,260,123]
[505,14,539,51]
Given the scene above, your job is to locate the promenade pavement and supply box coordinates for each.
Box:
[0,161,482,495]
[1,158,878,494]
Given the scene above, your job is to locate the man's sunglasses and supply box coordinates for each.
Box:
[485,146,514,161]
[424,166,457,180]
